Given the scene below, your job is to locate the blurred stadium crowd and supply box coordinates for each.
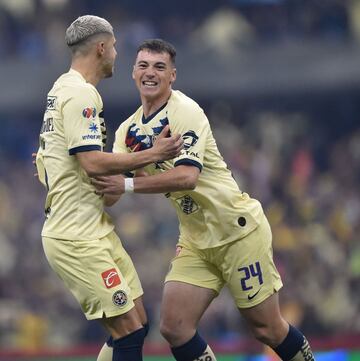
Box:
[0,0,355,61]
[0,0,359,353]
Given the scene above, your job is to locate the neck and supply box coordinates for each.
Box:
[71,56,102,86]
[142,90,172,118]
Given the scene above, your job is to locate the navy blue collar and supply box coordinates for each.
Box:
[142,102,168,124]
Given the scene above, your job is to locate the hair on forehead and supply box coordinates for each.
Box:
[137,39,176,65]
[65,15,113,47]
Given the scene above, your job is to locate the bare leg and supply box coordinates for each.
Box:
[239,292,288,348]
[240,293,315,360]
[160,281,217,360]
[97,297,147,361]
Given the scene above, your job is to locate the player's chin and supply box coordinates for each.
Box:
[140,85,158,96]
[104,70,114,78]
[103,65,114,78]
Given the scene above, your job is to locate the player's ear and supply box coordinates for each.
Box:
[132,65,136,79]
[170,68,176,84]
[96,41,105,56]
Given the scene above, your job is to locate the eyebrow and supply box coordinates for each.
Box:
[137,60,167,66]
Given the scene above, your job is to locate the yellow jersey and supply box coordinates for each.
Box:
[36,69,114,241]
[113,90,263,249]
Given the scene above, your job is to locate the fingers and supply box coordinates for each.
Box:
[92,176,108,182]
[171,134,184,156]
[90,178,106,189]
[171,133,181,142]
[157,125,170,139]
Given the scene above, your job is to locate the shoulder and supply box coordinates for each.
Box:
[169,90,208,126]
[170,90,203,114]
[56,72,102,106]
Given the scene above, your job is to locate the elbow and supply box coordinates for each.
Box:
[81,160,106,177]
[76,151,109,178]
[181,173,198,190]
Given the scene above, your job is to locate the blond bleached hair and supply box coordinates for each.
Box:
[65,15,113,48]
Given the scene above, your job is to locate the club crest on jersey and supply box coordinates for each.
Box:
[102,268,121,289]
[112,290,128,307]
[82,107,97,119]
[175,195,199,214]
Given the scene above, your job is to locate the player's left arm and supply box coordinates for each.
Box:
[93,122,149,203]
[93,105,206,196]
[93,164,200,195]
[134,164,200,193]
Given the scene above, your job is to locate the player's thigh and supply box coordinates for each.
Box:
[239,292,288,345]
[100,296,147,339]
[109,232,144,300]
[239,292,284,328]
[101,306,143,339]
[134,296,147,326]
[163,245,220,327]
[42,234,135,320]
[223,214,283,309]
[161,281,216,329]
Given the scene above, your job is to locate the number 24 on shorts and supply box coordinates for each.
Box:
[238,261,263,291]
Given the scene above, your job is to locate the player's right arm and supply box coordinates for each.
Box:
[75,125,182,177]
[62,87,183,177]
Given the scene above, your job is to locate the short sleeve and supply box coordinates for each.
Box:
[113,122,129,154]
[62,88,103,155]
[113,121,135,177]
[170,106,209,172]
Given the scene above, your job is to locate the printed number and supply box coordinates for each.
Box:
[238,261,263,291]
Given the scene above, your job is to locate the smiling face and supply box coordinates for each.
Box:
[132,50,176,103]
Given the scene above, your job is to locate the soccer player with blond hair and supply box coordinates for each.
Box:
[35,17,183,361]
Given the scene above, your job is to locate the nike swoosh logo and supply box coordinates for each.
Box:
[247,288,261,300]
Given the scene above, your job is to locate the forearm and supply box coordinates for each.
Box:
[77,150,157,177]
[133,167,198,194]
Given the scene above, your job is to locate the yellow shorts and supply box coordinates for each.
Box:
[42,231,143,320]
[165,214,283,308]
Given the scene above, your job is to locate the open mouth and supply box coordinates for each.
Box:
[142,80,158,87]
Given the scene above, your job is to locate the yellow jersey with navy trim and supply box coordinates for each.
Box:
[113,90,263,249]
[36,69,114,241]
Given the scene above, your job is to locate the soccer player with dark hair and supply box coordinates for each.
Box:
[92,38,316,361]
[35,19,183,361]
